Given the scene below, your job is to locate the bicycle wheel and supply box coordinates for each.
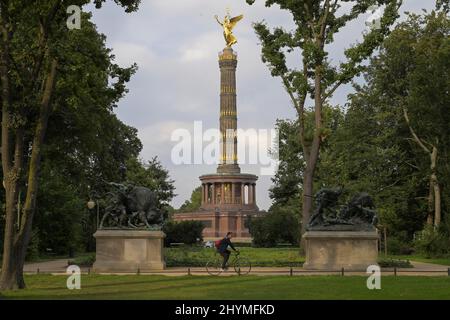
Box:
[206,258,223,276]
[234,257,251,275]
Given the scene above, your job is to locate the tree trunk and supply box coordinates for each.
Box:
[0,183,20,290]
[299,64,323,252]
[299,166,313,254]
[0,59,57,290]
[402,107,441,229]
[17,58,58,287]
[301,168,314,235]
[430,146,441,228]
[0,9,22,290]
[426,182,434,226]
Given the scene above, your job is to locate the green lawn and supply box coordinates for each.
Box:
[1,275,450,300]
[165,247,304,267]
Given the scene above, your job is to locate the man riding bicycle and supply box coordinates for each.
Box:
[216,232,238,271]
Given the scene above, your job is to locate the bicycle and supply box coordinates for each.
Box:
[206,251,251,276]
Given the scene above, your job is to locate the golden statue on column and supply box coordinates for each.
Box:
[214,10,244,47]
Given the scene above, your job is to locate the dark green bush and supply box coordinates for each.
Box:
[247,211,299,247]
[386,237,414,255]
[68,253,96,267]
[378,258,412,268]
[163,220,205,246]
[414,224,450,258]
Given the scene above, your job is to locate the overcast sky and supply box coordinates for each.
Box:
[85,0,435,210]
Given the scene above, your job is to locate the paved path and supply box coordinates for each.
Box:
[23,259,450,276]
[24,258,72,273]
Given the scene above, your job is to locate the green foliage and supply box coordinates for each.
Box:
[377,258,412,268]
[29,12,146,257]
[163,221,205,246]
[247,211,299,247]
[25,229,40,262]
[93,0,141,12]
[248,0,402,231]
[33,162,85,255]
[177,186,202,213]
[126,157,175,209]
[414,224,450,258]
[385,236,414,255]
[1,3,145,262]
[269,119,303,214]
[269,107,344,220]
[271,11,450,243]
[247,0,402,111]
[68,253,96,267]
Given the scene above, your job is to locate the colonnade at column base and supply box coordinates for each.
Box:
[172,209,264,242]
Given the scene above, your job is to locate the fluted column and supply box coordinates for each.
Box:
[231,183,236,204]
[217,47,240,174]
[201,184,205,204]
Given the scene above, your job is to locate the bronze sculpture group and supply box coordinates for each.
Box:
[99,182,165,230]
[307,188,378,231]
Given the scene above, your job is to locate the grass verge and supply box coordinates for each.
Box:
[1,275,449,300]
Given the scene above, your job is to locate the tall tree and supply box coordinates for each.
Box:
[309,9,449,242]
[0,0,140,290]
[177,186,202,213]
[363,11,450,228]
[126,157,176,212]
[246,0,402,248]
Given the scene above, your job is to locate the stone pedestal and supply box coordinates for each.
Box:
[303,231,379,271]
[93,230,165,272]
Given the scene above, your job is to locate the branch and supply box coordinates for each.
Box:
[281,75,301,115]
[303,1,316,38]
[330,0,339,15]
[403,160,420,170]
[280,70,307,160]
[378,179,401,192]
[319,0,331,41]
[31,0,62,87]
[402,106,431,154]
[322,79,343,103]
[19,57,58,237]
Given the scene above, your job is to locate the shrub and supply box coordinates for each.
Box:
[68,253,96,267]
[163,220,205,246]
[414,224,450,258]
[247,211,299,247]
[386,237,414,255]
[378,258,412,268]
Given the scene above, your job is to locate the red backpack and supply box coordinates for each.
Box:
[214,239,223,249]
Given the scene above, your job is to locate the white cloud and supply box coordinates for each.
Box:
[111,42,156,69]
